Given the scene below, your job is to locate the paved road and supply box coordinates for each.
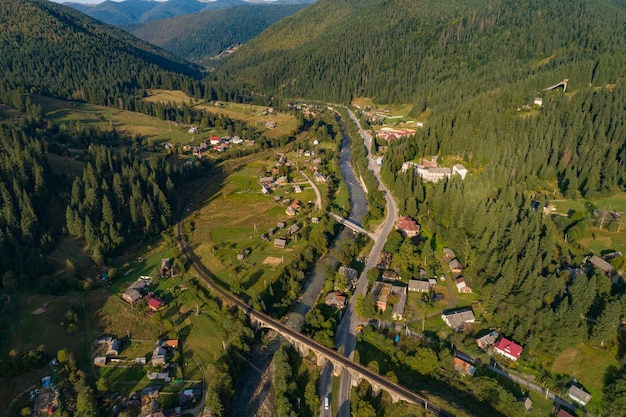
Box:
[301,171,323,211]
[333,108,399,417]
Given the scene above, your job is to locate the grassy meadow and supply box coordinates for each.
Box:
[551,344,618,414]
[187,154,323,299]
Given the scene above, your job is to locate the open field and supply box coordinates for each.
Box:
[551,343,618,413]
[31,92,298,147]
[188,159,322,298]
[32,94,193,145]
[579,228,626,255]
[193,101,297,138]
[552,192,626,215]
[144,89,202,106]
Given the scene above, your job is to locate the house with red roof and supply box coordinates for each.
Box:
[494,337,523,361]
[148,297,166,311]
[396,215,420,237]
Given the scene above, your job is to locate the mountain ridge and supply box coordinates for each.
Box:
[215,0,626,111]
[65,0,315,25]
[0,0,201,107]
[125,4,308,64]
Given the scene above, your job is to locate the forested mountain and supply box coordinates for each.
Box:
[216,0,626,110]
[68,0,314,26]
[0,0,202,110]
[126,4,308,65]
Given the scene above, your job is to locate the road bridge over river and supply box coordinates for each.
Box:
[328,212,376,239]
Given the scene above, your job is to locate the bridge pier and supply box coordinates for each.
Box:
[331,359,344,377]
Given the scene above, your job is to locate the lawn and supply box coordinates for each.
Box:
[579,228,626,255]
[551,343,618,414]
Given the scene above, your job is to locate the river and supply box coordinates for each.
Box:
[230,111,369,417]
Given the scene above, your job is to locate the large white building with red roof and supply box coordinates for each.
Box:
[494,337,523,361]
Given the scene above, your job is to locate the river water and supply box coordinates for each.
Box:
[230,112,369,416]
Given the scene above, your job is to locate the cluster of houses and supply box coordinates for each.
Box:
[324,266,359,309]
[169,134,246,156]
[442,248,472,294]
[264,221,302,249]
[93,336,122,367]
[401,157,468,183]
[121,270,171,309]
[375,127,417,142]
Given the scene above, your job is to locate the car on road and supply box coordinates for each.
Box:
[324,396,330,410]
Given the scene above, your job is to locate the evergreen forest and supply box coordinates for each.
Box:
[216,0,626,111]
[126,4,308,65]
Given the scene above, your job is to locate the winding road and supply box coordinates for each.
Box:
[329,109,399,417]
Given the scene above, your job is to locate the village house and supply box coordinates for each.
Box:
[454,352,476,376]
[286,206,297,216]
[455,277,472,293]
[443,247,456,261]
[377,252,393,269]
[338,266,359,290]
[261,185,271,195]
[396,215,420,237]
[287,224,300,235]
[567,385,592,406]
[265,121,276,129]
[122,279,149,305]
[314,171,327,183]
[408,279,431,293]
[476,331,499,349]
[372,282,392,312]
[209,136,220,145]
[274,238,287,249]
[382,270,400,282]
[94,356,107,367]
[493,337,523,362]
[148,297,166,311]
[448,258,463,275]
[152,347,167,366]
[392,286,407,320]
[556,409,575,417]
[160,258,172,277]
[259,177,274,186]
[588,254,615,276]
[277,222,286,229]
[324,292,347,309]
[95,336,121,357]
[442,309,475,331]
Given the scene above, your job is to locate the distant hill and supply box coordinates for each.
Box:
[216,0,626,109]
[126,4,308,65]
[0,0,201,107]
[66,0,315,26]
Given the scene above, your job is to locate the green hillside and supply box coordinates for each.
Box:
[217,0,626,109]
[126,4,308,65]
[0,0,201,109]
